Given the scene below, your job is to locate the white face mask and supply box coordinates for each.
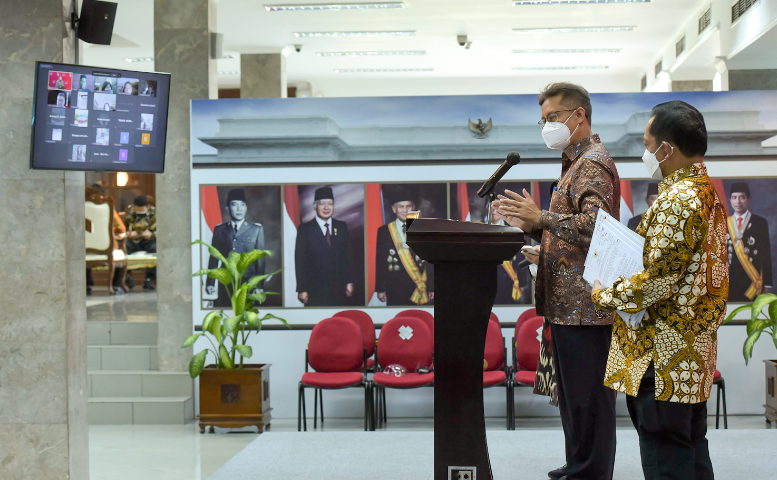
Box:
[641,143,673,180]
[541,109,581,150]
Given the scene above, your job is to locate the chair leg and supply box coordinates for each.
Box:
[302,385,307,431]
[108,261,115,295]
[319,388,324,425]
[721,379,728,429]
[505,383,510,430]
[715,382,720,429]
[313,388,318,429]
[382,387,387,423]
[363,383,369,431]
[297,383,303,432]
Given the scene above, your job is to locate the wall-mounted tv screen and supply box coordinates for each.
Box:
[30,61,170,173]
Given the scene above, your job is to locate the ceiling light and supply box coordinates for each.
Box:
[513,26,635,33]
[513,48,621,53]
[265,3,405,11]
[514,0,650,4]
[116,172,129,187]
[218,71,241,75]
[317,51,425,57]
[125,57,153,63]
[512,66,610,70]
[335,68,433,73]
[294,31,415,37]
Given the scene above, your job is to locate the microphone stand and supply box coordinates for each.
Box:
[485,191,496,224]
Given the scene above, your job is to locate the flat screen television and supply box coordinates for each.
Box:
[30,61,171,173]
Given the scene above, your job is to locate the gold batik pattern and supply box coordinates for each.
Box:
[592,164,728,403]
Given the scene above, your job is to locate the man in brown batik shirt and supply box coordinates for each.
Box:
[495,82,619,480]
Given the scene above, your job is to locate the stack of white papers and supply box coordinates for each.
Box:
[584,211,647,329]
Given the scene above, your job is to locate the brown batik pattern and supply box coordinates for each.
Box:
[592,164,729,403]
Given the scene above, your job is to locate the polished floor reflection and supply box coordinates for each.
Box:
[89,416,770,480]
[87,291,157,322]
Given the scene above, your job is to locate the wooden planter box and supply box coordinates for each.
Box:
[766,360,777,427]
[199,363,272,433]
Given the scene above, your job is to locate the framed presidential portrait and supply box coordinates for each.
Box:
[199,184,283,309]
[450,181,534,305]
[365,182,447,307]
[284,184,366,308]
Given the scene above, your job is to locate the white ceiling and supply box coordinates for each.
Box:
[83,0,735,92]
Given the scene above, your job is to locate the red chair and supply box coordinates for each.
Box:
[509,316,544,430]
[396,309,434,337]
[335,310,376,369]
[713,369,727,429]
[298,317,372,431]
[373,316,434,428]
[489,312,500,327]
[483,320,511,429]
[515,308,537,334]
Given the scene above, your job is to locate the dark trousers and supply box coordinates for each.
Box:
[550,322,616,480]
[126,239,156,281]
[627,363,714,480]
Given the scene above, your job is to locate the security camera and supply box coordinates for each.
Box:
[294,44,302,53]
[457,35,467,47]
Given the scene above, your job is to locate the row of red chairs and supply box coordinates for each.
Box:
[297,308,545,431]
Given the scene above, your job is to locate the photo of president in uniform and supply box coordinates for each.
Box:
[627,182,658,232]
[206,188,266,308]
[375,189,434,306]
[726,182,772,301]
[295,187,354,307]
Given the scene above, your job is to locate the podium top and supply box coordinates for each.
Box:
[405,218,525,263]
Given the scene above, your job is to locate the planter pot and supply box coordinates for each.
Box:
[766,360,777,427]
[198,363,272,433]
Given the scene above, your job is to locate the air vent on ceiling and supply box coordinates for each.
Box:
[698,7,711,34]
[732,0,759,23]
[641,75,647,90]
[676,36,686,57]
[655,60,663,76]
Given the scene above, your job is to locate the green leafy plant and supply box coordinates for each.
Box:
[183,240,288,378]
[723,292,777,365]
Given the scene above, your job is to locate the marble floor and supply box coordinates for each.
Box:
[87,290,157,322]
[89,416,770,480]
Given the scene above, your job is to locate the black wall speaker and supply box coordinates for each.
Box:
[76,0,118,45]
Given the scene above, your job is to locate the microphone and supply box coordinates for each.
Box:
[477,152,521,198]
[517,259,532,269]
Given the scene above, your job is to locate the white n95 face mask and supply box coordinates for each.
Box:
[641,143,673,180]
[541,109,581,150]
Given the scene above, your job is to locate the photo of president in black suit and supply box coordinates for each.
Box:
[206,188,266,308]
[726,182,773,302]
[295,187,355,307]
[375,188,434,306]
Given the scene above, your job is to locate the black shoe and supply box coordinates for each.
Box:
[125,276,136,290]
[113,286,125,295]
[143,279,156,290]
[548,464,568,479]
[86,286,92,296]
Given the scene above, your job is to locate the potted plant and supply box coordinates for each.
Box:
[184,240,288,433]
[723,292,777,427]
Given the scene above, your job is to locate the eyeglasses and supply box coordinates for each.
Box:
[538,108,580,129]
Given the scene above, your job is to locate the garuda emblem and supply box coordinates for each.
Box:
[468,118,493,139]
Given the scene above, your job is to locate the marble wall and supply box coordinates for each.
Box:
[0,1,88,479]
[729,69,777,90]
[241,54,287,98]
[154,0,217,372]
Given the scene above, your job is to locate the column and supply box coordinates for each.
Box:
[154,0,217,371]
[729,69,777,90]
[0,1,88,479]
[671,80,713,92]
[240,54,287,98]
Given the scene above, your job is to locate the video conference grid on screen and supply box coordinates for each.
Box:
[31,62,169,173]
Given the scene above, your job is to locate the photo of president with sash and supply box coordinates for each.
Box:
[725,181,773,302]
[375,187,437,306]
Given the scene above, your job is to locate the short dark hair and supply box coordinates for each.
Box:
[539,82,593,125]
[729,182,750,198]
[90,183,105,195]
[649,101,707,158]
[133,195,149,207]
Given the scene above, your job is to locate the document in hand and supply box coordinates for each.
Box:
[584,211,647,329]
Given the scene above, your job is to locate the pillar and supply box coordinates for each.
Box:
[671,80,713,92]
[240,54,287,98]
[0,1,88,479]
[729,69,777,90]
[154,0,217,371]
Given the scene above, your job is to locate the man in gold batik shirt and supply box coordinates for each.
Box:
[592,101,728,480]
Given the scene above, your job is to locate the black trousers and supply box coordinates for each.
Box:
[627,363,714,480]
[126,239,156,281]
[550,323,616,480]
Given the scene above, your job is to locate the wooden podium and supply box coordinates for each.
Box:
[406,217,524,480]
